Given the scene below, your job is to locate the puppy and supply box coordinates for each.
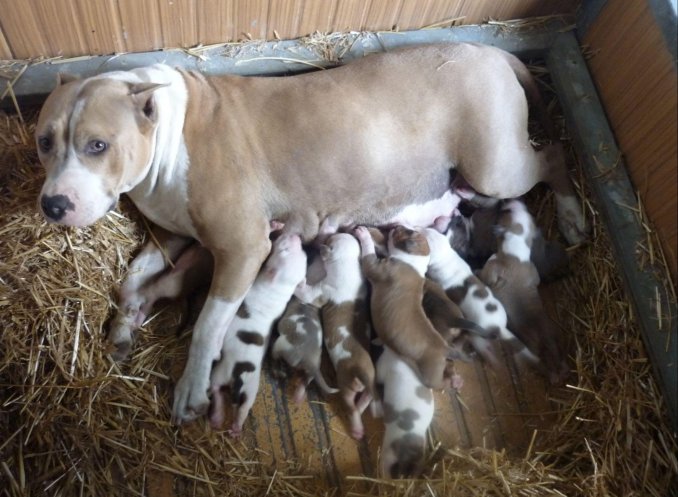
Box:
[272,296,338,402]
[477,200,569,385]
[376,346,435,479]
[209,234,307,436]
[107,241,213,360]
[295,233,374,440]
[354,225,457,390]
[436,208,570,281]
[424,226,537,366]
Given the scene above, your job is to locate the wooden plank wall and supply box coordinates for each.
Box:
[583,0,677,282]
[0,0,578,59]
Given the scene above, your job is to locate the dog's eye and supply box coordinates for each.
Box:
[86,139,108,155]
[37,136,52,153]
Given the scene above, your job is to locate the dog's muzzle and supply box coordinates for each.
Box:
[41,194,75,221]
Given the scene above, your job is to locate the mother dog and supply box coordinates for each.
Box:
[35,43,585,423]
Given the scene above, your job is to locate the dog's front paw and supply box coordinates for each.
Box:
[172,372,211,424]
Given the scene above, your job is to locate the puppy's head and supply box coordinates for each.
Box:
[35,74,167,226]
[263,234,307,285]
[388,226,430,256]
[494,200,538,260]
[423,227,452,259]
[320,233,360,262]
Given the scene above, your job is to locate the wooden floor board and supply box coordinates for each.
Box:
[223,313,557,483]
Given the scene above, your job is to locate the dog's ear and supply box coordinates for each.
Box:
[129,82,169,122]
[55,73,79,86]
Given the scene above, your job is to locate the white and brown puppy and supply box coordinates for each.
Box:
[354,225,458,390]
[107,239,213,360]
[295,233,374,440]
[271,296,338,402]
[478,200,569,385]
[376,346,435,479]
[436,208,570,281]
[36,44,585,423]
[424,227,536,366]
[209,234,307,436]
[108,221,284,360]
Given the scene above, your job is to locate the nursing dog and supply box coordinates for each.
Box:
[35,43,585,423]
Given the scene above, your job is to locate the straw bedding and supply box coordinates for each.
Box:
[1,54,677,497]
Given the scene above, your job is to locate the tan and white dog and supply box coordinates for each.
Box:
[35,43,586,423]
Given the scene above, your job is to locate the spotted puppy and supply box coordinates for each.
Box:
[209,234,307,436]
[272,296,338,402]
[377,346,435,479]
[477,200,569,385]
[354,225,458,390]
[436,208,570,282]
[424,227,536,366]
[295,233,374,440]
[107,235,211,361]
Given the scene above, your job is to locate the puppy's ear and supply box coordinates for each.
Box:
[129,82,169,122]
[56,73,79,86]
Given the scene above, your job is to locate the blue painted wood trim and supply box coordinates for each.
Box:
[7,23,562,102]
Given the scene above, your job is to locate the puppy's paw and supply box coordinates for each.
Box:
[352,225,369,241]
[433,215,451,233]
[172,373,210,425]
[228,423,243,439]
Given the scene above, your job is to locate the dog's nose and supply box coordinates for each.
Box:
[41,194,73,221]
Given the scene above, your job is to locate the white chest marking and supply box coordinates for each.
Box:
[104,65,198,239]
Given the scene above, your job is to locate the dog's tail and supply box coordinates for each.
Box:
[502,51,558,141]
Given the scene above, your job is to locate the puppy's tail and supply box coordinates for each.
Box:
[502,51,557,141]
[351,365,376,398]
[313,371,339,396]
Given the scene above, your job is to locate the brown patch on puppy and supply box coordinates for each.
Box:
[236,330,265,346]
[236,302,251,319]
[472,286,489,299]
[389,433,426,478]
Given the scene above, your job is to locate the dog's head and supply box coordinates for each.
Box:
[35,73,167,226]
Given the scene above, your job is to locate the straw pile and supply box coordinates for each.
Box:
[1,56,677,497]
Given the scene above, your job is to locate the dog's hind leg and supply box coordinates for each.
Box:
[108,227,192,360]
[539,143,588,244]
[464,141,586,245]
